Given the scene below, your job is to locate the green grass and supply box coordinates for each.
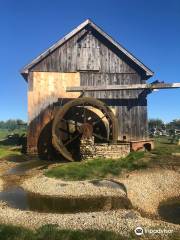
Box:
[147,137,180,165]
[0,129,9,140]
[0,146,21,159]
[0,129,26,140]
[45,151,146,180]
[0,224,136,240]
[0,128,26,160]
[153,137,180,154]
[0,224,33,240]
[0,224,179,240]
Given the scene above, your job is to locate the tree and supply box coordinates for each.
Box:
[166,119,180,130]
[0,119,27,131]
[148,118,165,130]
[0,121,5,128]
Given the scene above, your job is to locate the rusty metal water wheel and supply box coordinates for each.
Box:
[52,97,118,161]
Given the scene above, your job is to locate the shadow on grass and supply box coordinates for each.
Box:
[0,224,136,240]
[0,224,179,240]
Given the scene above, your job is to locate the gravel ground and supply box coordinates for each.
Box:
[0,159,17,190]
[22,175,127,198]
[115,169,180,216]
[0,159,16,176]
[22,168,180,217]
[0,202,179,238]
[0,161,180,238]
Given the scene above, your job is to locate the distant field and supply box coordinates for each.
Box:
[0,129,25,159]
[0,129,26,140]
[0,129,9,140]
[0,145,22,159]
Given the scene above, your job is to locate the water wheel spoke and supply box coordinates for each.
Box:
[59,127,74,135]
[93,133,108,141]
[64,133,82,146]
[60,118,68,123]
[66,121,70,138]
[61,118,82,127]
[70,120,82,127]
[93,115,106,126]
[82,102,87,123]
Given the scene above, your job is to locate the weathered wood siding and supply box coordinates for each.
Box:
[30,27,137,74]
[80,72,147,141]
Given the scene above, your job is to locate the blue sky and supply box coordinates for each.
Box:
[0,0,179,123]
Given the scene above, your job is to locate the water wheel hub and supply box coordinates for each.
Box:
[80,123,93,139]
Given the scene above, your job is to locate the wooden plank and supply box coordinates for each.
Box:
[67,83,180,92]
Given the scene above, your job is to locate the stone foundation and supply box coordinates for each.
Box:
[80,138,96,159]
[80,138,130,160]
[94,143,130,159]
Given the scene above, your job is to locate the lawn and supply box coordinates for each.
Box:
[0,128,26,139]
[0,129,25,160]
[0,224,136,240]
[0,146,22,159]
[45,137,180,181]
[0,224,179,240]
[147,137,180,165]
[0,129,9,140]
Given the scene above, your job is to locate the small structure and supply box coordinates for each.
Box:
[21,19,180,161]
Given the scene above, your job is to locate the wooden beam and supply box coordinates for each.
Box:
[66,83,180,92]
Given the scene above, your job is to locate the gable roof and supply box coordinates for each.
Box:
[21,19,154,79]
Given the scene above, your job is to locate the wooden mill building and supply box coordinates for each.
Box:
[21,19,154,158]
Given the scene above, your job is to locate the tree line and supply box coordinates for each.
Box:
[148,118,180,130]
[0,119,27,131]
[0,118,179,132]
